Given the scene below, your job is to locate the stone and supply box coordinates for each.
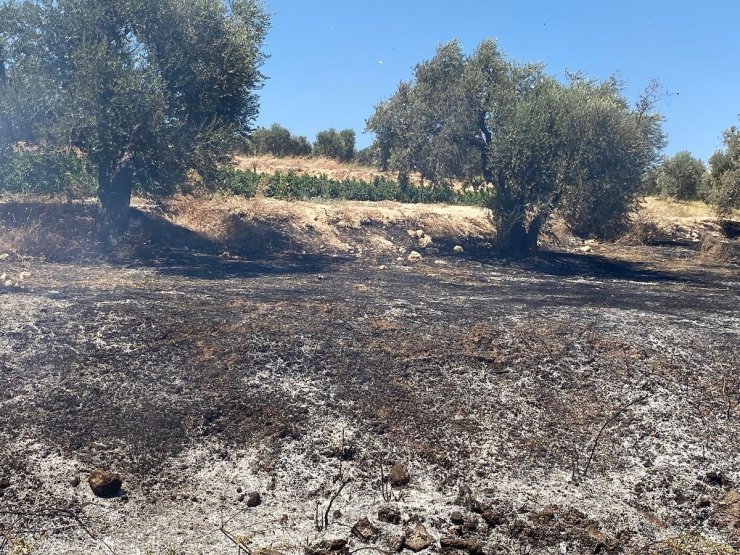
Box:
[695,495,711,508]
[415,230,425,239]
[351,516,379,542]
[406,229,417,238]
[88,469,122,497]
[579,245,592,253]
[0,477,10,489]
[0,253,9,261]
[453,245,464,254]
[404,524,434,552]
[440,536,483,555]
[69,476,80,487]
[378,505,402,525]
[387,463,411,487]
[407,251,423,263]
[450,511,464,525]
[306,537,348,555]
[418,235,434,248]
[247,491,262,507]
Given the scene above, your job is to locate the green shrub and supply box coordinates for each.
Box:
[221,169,488,205]
[0,148,97,196]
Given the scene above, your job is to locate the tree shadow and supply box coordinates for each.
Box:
[0,201,350,280]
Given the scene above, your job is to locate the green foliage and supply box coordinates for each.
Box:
[249,124,312,157]
[355,144,380,167]
[703,126,740,217]
[313,128,356,162]
[0,0,269,239]
[656,151,705,200]
[0,148,96,196]
[367,40,664,251]
[217,168,488,205]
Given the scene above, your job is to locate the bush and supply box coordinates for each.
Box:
[0,148,97,197]
[220,169,488,205]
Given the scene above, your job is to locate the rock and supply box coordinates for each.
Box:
[480,508,505,527]
[418,235,434,248]
[351,517,379,542]
[88,469,122,497]
[415,230,425,239]
[69,476,80,487]
[306,537,348,555]
[0,253,9,261]
[389,534,405,552]
[717,490,740,529]
[0,477,10,489]
[453,245,464,254]
[3,280,12,287]
[450,511,464,525]
[440,536,483,555]
[379,505,402,525]
[695,495,711,508]
[404,524,434,552]
[0,273,6,281]
[406,229,417,238]
[705,471,733,487]
[387,463,411,487]
[584,239,599,246]
[18,272,30,281]
[247,491,262,507]
[579,245,592,253]
[407,251,423,264]
[433,259,448,265]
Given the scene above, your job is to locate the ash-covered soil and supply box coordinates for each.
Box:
[1,204,739,555]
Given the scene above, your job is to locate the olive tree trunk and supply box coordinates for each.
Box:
[97,164,133,245]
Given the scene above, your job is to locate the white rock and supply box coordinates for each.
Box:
[579,246,592,253]
[408,251,423,263]
[0,253,9,261]
[0,273,6,281]
[433,259,448,265]
[415,230,424,238]
[406,229,416,238]
[453,245,464,254]
[418,235,434,248]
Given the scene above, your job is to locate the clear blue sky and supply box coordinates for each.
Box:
[255,0,739,161]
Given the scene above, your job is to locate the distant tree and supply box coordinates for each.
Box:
[313,128,355,162]
[0,0,269,243]
[367,40,664,253]
[656,151,705,200]
[703,126,740,217]
[355,144,380,167]
[250,124,312,157]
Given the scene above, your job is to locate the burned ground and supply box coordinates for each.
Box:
[0,199,739,554]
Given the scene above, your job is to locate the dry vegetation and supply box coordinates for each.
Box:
[0,191,739,555]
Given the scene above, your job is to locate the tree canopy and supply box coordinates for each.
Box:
[367,40,665,253]
[656,151,705,200]
[704,125,740,217]
[0,0,269,241]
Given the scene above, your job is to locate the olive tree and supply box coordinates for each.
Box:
[313,128,356,162]
[0,0,269,243]
[656,151,705,200]
[703,126,739,218]
[367,40,664,254]
[250,124,312,157]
